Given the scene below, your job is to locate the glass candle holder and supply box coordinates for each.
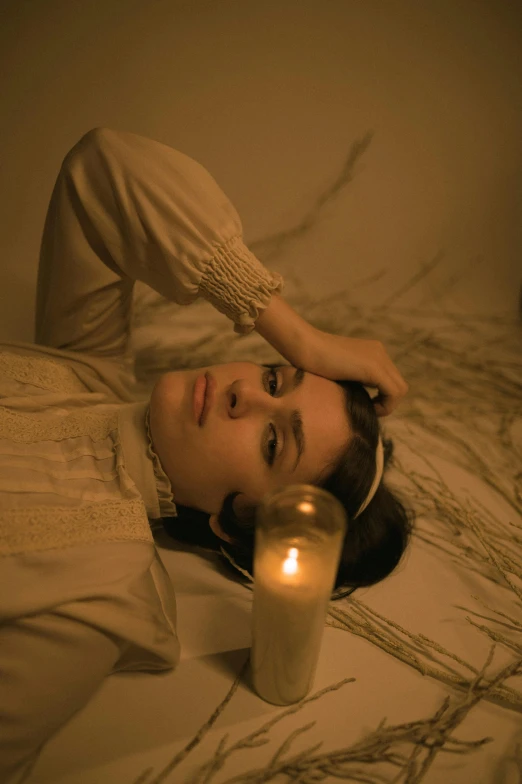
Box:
[251,484,347,705]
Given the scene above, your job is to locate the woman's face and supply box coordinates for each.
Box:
[149,362,351,533]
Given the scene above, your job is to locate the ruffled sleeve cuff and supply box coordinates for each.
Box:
[198,235,284,335]
[144,405,178,518]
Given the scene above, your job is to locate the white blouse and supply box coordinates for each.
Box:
[0,126,284,783]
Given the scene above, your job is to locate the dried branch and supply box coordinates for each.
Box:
[129,263,522,784]
[184,648,521,784]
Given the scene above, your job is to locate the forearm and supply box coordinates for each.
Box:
[0,612,119,783]
[254,294,316,369]
[255,294,409,416]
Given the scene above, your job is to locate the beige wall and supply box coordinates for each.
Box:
[1,0,521,343]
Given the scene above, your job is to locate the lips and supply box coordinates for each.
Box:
[193,372,216,426]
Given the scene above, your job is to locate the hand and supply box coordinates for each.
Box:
[304,329,409,417]
[254,295,408,416]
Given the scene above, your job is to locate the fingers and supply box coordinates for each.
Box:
[374,396,396,417]
[372,344,409,417]
[377,343,409,392]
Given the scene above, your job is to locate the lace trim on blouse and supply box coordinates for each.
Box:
[0,499,153,557]
[0,351,87,393]
[0,402,120,442]
[145,404,177,518]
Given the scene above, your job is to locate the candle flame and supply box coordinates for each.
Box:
[297,501,314,514]
[282,547,299,575]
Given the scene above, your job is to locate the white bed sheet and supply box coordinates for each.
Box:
[24,304,522,784]
[26,505,522,784]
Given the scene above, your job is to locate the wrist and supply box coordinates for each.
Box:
[254,294,315,369]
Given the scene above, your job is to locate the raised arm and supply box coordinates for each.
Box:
[35,127,283,357]
[36,127,407,414]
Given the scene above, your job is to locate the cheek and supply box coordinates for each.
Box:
[204,423,258,478]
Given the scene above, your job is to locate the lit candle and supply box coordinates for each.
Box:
[251,485,346,705]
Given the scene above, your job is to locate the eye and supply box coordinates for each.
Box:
[266,425,278,466]
[262,367,281,466]
[264,367,280,396]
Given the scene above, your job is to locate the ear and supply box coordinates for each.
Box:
[231,492,258,521]
[208,514,235,544]
[208,493,259,544]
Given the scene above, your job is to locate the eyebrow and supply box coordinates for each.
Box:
[288,367,305,472]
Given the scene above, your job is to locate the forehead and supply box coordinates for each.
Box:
[282,369,351,483]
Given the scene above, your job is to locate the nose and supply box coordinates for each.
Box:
[227,379,274,418]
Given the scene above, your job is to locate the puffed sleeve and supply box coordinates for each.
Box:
[34,127,284,358]
[0,611,120,783]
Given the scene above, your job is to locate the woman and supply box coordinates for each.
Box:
[0,127,409,782]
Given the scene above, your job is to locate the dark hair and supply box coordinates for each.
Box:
[160,365,414,600]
